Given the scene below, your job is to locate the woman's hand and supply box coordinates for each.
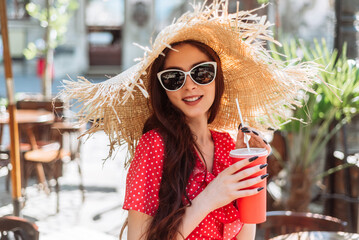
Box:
[236,124,271,154]
[199,155,268,212]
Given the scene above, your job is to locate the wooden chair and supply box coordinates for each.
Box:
[16,98,85,212]
[52,121,85,202]
[0,216,39,240]
[258,211,348,239]
[23,129,70,212]
[16,99,66,198]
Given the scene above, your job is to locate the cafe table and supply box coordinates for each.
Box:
[0,109,55,189]
[270,231,359,240]
[0,109,54,145]
[0,109,54,124]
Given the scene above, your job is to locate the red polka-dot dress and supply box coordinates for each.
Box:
[123,129,243,239]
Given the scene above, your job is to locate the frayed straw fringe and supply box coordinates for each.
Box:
[58,0,321,166]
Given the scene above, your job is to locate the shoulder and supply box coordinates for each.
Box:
[139,129,164,146]
[211,130,233,140]
[211,130,235,147]
[134,129,164,154]
[131,129,165,168]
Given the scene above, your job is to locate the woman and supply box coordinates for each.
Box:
[123,40,271,240]
[60,1,319,239]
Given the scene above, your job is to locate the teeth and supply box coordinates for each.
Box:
[183,96,201,102]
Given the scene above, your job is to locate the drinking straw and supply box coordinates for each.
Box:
[235,98,250,152]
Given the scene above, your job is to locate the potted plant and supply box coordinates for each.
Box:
[270,38,359,211]
[23,0,78,98]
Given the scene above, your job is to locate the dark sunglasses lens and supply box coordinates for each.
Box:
[160,71,185,90]
[190,63,215,84]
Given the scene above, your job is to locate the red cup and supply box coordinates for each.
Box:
[229,148,268,224]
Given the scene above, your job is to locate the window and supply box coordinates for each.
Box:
[6,0,30,20]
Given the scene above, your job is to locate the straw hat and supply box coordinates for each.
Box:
[60,0,319,165]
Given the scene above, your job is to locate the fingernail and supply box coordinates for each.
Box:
[263,139,268,145]
[252,130,259,136]
[261,173,269,179]
[238,123,242,130]
[257,187,264,192]
[260,163,268,169]
[242,130,251,133]
[249,156,258,162]
[241,127,248,131]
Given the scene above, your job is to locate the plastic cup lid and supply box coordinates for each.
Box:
[229,148,268,157]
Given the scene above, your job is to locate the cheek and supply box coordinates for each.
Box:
[165,91,177,106]
[209,83,216,104]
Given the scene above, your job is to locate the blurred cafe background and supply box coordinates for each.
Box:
[0,0,358,239]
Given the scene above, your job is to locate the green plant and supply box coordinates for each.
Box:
[270,38,359,211]
[257,0,269,4]
[23,0,78,59]
[0,98,8,107]
[23,0,78,97]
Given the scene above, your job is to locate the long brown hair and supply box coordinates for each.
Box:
[121,40,224,239]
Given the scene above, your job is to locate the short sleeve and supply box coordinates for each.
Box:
[123,130,165,216]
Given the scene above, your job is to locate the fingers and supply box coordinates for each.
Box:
[236,125,271,153]
[206,154,268,209]
[233,187,265,199]
[247,132,271,153]
[236,130,246,149]
[237,126,265,147]
[234,173,269,191]
[232,162,268,182]
[224,155,259,175]
[232,173,269,199]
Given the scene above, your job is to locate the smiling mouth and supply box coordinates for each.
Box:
[183,96,203,102]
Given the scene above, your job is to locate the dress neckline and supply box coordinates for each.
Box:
[193,130,217,175]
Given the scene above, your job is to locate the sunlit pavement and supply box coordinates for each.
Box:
[0,131,128,240]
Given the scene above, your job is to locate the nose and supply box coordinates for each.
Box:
[183,73,197,90]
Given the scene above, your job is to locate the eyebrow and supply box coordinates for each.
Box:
[163,61,209,71]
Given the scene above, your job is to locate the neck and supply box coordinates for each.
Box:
[187,115,215,172]
[187,115,212,147]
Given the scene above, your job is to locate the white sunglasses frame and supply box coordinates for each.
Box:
[157,61,217,91]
